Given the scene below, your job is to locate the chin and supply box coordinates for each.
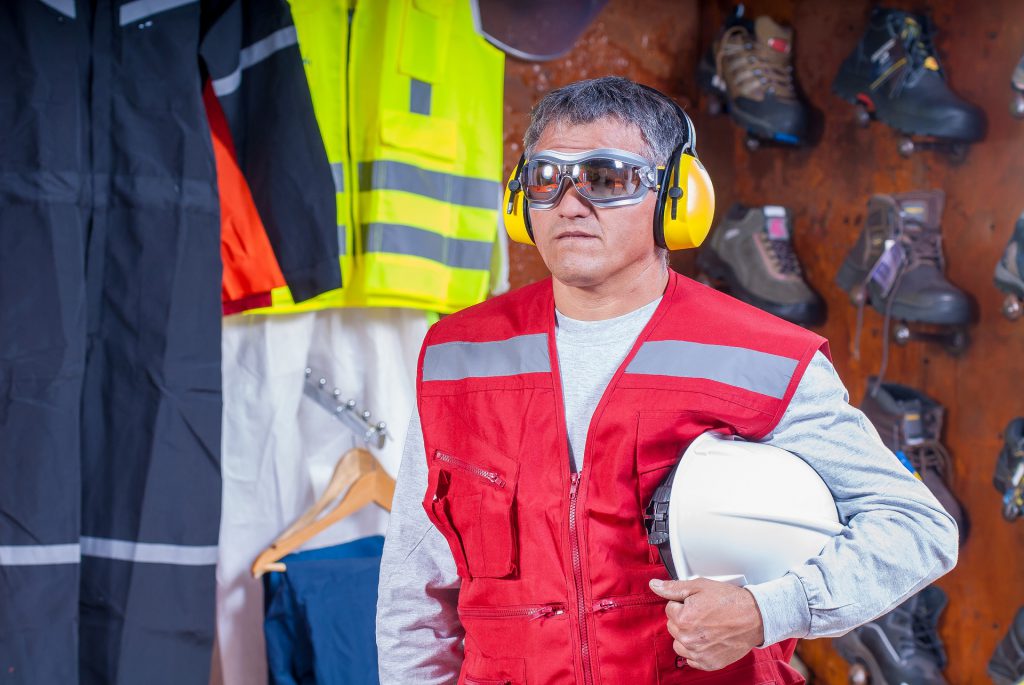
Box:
[549,262,605,288]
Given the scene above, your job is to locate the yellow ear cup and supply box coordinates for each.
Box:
[502,162,535,245]
[660,153,715,251]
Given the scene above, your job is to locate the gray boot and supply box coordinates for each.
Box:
[836,190,971,326]
[993,417,1024,522]
[994,211,1024,320]
[697,204,825,325]
[989,606,1024,685]
[859,378,967,544]
[834,586,949,685]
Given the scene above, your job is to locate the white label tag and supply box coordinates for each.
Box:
[869,240,906,297]
[762,206,789,240]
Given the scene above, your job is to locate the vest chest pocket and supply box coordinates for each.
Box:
[426,448,520,579]
[636,411,732,566]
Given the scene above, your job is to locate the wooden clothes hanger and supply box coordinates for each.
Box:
[251,448,396,578]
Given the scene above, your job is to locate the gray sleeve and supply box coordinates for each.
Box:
[744,351,959,646]
[376,409,464,684]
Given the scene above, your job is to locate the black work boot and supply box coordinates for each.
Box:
[836,191,972,326]
[832,7,986,142]
[697,5,810,145]
[994,417,1024,522]
[834,586,949,685]
[994,212,1024,320]
[989,607,1024,685]
[859,379,967,544]
[697,204,825,326]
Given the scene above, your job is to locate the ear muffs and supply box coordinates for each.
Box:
[654,145,715,251]
[503,155,535,245]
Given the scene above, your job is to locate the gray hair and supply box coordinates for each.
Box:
[522,76,686,165]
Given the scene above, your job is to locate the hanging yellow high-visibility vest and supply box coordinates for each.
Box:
[258,0,504,315]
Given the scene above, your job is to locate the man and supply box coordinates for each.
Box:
[376,77,957,684]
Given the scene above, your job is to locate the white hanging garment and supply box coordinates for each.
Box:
[212,307,429,685]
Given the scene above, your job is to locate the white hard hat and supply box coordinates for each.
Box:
[644,432,843,586]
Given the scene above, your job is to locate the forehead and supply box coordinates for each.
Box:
[533,117,648,157]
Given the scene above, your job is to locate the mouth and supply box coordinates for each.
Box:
[556,231,598,240]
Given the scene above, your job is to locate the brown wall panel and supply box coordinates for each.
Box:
[502,1,1024,682]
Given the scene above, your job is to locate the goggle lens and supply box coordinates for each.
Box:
[522,156,650,205]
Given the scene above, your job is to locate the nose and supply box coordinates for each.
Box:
[555,180,594,219]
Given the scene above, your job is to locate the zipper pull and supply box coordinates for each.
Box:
[529,604,566,621]
[570,472,580,498]
[594,599,617,613]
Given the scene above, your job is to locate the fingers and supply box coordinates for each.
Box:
[671,638,712,671]
[649,577,702,601]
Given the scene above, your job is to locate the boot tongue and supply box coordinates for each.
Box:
[894,191,944,231]
[754,16,791,56]
[896,397,926,446]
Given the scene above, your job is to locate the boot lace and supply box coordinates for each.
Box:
[759,233,802,276]
[911,608,945,663]
[905,441,952,482]
[886,12,943,90]
[860,221,944,391]
[717,26,796,99]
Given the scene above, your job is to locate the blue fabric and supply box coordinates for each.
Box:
[264,536,384,685]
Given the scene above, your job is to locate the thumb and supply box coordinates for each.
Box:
[649,578,701,601]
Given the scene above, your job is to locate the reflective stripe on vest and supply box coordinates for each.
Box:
[626,340,799,399]
[250,0,504,315]
[423,334,550,381]
[422,336,798,399]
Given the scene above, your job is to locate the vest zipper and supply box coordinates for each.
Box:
[569,472,594,685]
[592,595,665,613]
[459,603,566,620]
[434,451,506,488]
[464,678,513,685]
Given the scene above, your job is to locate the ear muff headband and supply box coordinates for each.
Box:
[502,84,714,250]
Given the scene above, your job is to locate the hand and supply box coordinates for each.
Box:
[649,577,765,671]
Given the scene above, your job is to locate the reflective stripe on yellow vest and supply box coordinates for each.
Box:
[257,0,504,315]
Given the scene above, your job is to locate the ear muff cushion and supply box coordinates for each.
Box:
[659,153,715,251]
[502,161,535,245]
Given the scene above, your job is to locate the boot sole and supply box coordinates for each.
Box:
[697,248,825,325]
[832,70,984,143]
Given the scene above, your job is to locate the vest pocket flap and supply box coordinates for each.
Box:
[380,108,457,162]
[463,654,527,685]
[427,448,519,579]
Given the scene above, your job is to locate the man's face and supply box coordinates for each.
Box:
[528,118,661,289]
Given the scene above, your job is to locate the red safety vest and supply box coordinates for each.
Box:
[418,270,829,685]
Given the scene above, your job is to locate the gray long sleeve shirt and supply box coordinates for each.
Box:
[375,301,959,684]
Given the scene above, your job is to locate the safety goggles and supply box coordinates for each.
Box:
[520,148,662,209]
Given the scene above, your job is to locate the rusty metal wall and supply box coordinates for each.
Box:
[502,1,1024,683]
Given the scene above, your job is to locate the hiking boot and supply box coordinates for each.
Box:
[994,417,1024,522]
[989,607,1024,685]
[860,378,967,543]
[697,204,825,325]
[697,5,810,146]
[834,586,949,685]
[836,191,971,326]
[833,7,986,143]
